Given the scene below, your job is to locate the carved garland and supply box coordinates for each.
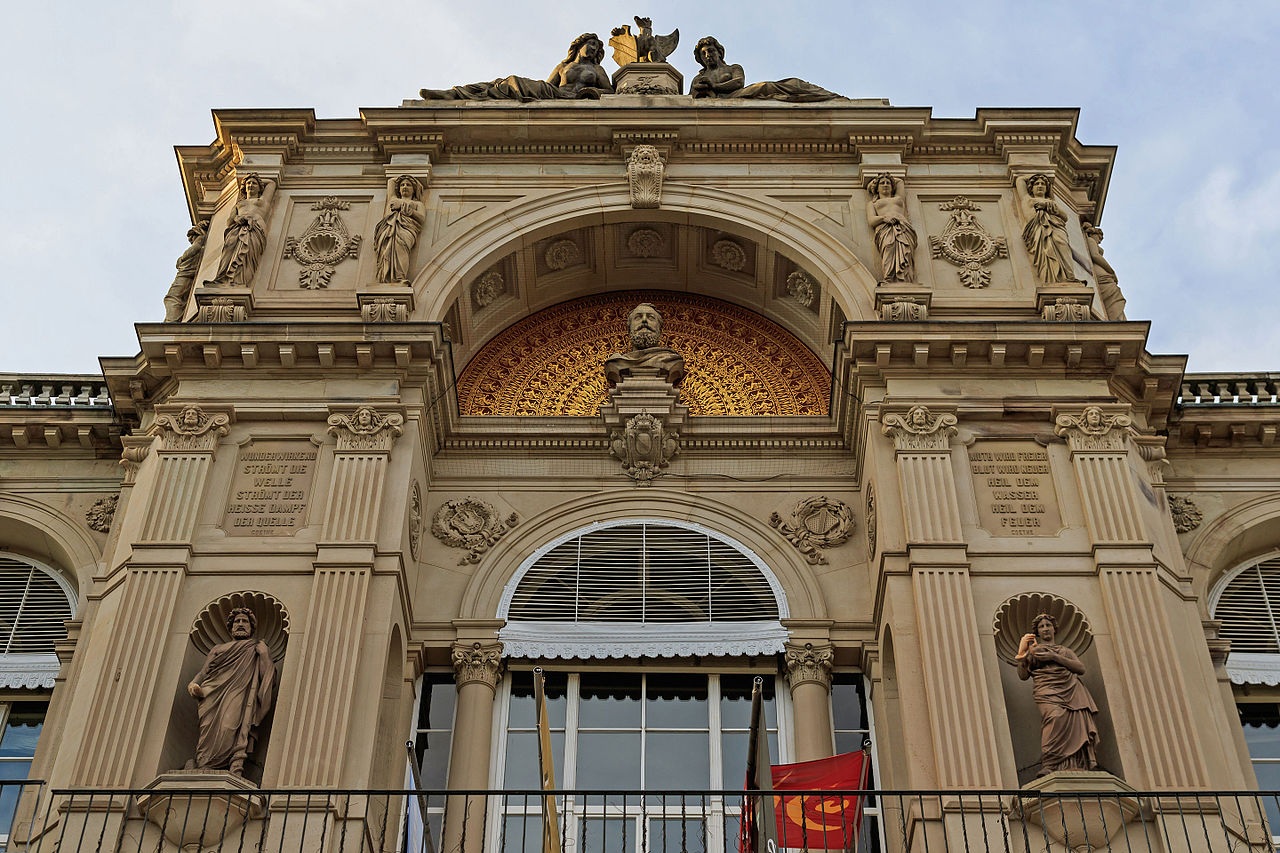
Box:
[865,484,877,559]
[408,481,424,560]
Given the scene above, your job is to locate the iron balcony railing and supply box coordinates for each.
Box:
[2,782,1277,853]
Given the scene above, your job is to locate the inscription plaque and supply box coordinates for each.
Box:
[223,440,318,536]
[969,440,1062,537]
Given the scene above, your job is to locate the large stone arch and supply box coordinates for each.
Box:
[457,489,827,624]
[412,182,879,326]
[1184,493,1280,612]
[0,492,101,594]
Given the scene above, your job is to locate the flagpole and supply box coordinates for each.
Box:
[743,676,777,853]
[533,667,562,853]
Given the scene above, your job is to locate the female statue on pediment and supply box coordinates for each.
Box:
[374,175,427,283]
[690,36,838,103]
[866,173,917,283]
[420,33,613,101]
[1016,173,1077,283]
[211,173,276,288]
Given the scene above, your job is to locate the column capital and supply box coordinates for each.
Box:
[880,405,957,451]
[151,404,232,452]
[783,641,835,690]
[451,641,504,691]
[326,405,404,452]
[1052,404,1133,452]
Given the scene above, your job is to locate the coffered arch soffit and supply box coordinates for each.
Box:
[456,489,828,625]
[411,184,878,354]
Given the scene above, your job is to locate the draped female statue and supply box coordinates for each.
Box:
[1015,173,1076,282]
[1016,612,1100,774]
[690,36,838,102]
[865,173,917,283]
[211,173,277,288]
[374,175,427,283]
[420,33,613,101]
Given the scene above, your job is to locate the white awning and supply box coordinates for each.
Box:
[1227,652,1280,686]
[0,653,60,689]
[499,620,789,660]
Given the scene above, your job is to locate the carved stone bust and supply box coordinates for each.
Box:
[604,303,685,387]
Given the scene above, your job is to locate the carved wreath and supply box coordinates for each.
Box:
[431,497,520,565]
[770,496,855,565]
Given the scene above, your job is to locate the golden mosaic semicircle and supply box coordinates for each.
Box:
[457,291,832,416]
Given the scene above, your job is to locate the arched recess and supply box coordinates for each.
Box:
[411,183,879,334]
[1184,493,1280,612]
[0,494,100,594]
[458,490,826,627]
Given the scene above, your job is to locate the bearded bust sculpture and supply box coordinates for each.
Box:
[185,607,276,777]
[604,303,685,387]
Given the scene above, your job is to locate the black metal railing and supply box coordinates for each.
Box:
[3,783,1278,853]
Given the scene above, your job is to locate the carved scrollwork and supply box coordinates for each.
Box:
[408,481,424,560]
[1168,494,1203,533]
[544,239,582,271]
[1053,406,1132,452]
[710,239,747,272]
[326,406,404,452]
[431,497,519,564]
[783,641,835,689]
[609,410,679,484]
[865,484,877,559]
[929,197,1008,288]
[120,442,151,484]
[785,270,816,308]
[1042,297,1092,322]
[627,145,664,209]
[451,641,503,689]
[881,405,958,451]
[154,405,231,451]
[196,295,249,323]
[880,297,927,321]
[284,197,363,290]
[85,494,119,533]
[769,496,854,565]
[361,297,408,322]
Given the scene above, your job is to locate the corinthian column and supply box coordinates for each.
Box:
[784,642,835,762]
[1054,406,1209,786]
[444,642,504,853]
[880,405,1002,787]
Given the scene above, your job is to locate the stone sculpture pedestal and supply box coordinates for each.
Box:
[611,62,684,95]
[1017,771,1140,852]
[600,368,687,429]
[139,771,264,851]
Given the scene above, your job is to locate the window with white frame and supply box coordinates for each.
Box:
[408,672,455,848]
[0,700,47,838]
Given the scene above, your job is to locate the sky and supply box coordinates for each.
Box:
[1,1,1278,374]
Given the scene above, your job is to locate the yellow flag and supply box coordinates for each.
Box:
[534,668,562,853]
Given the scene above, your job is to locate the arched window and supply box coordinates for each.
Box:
[498,519,788,658]
[0,554,76,688]
[1212,554,1280,677]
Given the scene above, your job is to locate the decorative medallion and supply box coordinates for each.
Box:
[85,494,119,534]
[473,270,504,308]
[785,270,817,308]
[865,483,877,559]
[609,410,680,484]
[457,291,831,416]
[1053,406,1132,452]
[284,197,363,290]
[929,197,1008,289]
[408,480,424,560]
[627,145,665,209]
[431,497,519,565]
[881,405,958,451]
[770,496,854,564]
[710,238,747,272]
[1168,494,1203,533]
[544,239,582,271]
[626,227,664,258]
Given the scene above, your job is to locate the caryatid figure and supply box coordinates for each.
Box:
[210,173,277,288]
[374,175,427,283]
[186,607,276,777]
[865,173,917,283]
[604,302,685,387]
[163,220,210,322]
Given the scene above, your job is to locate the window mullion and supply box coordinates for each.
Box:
[5,568,34,655]
[1258,564,1280,651]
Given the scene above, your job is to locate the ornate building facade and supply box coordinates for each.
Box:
[2,30,1278,853]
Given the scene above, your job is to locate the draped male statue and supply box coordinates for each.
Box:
[186,607,276,777]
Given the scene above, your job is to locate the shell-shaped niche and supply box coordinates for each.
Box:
[992,592,1092,664]
[190,591,289,663]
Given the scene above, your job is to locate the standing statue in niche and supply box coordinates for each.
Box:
[1016,613,1100,774]
[209,173,277,288]
[163,220,209,321]
[865,173,917,283]
[1015,173,1077,283]
[374,175,427,284]
[1081,221,1127,320]
[420,33,613,101]
[186,607,276,777]
[690,36,839,102]
[604,303,685,387]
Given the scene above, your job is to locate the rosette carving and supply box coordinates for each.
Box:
[1168,494,1203,533]
[881,405,958,451]
[85,494,119,533]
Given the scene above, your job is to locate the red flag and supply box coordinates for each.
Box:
[770,751,870,850]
